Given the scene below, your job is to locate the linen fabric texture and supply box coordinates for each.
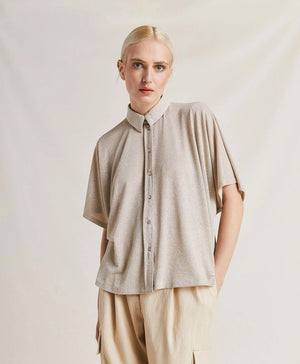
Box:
[83,93,245,294]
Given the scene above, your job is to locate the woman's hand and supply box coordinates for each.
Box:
[216,281,221,296]
[215,273,224,296]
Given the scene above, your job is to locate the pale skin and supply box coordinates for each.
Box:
[95,38,244,343]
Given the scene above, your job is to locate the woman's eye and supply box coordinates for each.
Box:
[132,63,165,71]
[156,65,165,71]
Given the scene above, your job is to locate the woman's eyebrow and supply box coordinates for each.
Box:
[130,58,169,65]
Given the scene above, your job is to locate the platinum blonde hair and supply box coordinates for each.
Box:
[120,25,174,67]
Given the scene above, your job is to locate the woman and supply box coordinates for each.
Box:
[83,25,245,364]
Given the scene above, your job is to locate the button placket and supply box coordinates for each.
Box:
[143,118,154,291]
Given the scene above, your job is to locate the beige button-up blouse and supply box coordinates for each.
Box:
[83,93,245,294]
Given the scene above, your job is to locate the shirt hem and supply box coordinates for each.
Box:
[83,213,107,229]
[95,278,217,295]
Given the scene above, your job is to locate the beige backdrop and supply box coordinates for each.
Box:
[1,1,300,363]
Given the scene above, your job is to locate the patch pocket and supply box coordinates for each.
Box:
[193,349,211,364]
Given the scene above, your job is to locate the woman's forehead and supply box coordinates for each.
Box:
[126,40,172,62]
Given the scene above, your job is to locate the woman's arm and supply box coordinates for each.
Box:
[214,183,244,294]
[100,228,109,264]
[97,228,108,321]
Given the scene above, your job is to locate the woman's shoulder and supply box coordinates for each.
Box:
[167,100,215,124]
[94,118,128,147]
[168,100,213,114]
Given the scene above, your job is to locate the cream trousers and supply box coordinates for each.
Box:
[97,285,218,364]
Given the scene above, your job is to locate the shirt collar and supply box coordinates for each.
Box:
[126,93,170,132]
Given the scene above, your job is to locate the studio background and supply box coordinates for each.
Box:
[1,1,299,363]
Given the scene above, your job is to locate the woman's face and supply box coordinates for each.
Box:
[118,38,173,114]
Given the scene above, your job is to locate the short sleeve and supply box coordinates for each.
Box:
[83,141,109,228]
[204,106,245,214]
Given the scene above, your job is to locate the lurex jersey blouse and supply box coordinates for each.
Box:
[83,93,245,295]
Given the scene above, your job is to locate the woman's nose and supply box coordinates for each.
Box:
[142,69,152,83]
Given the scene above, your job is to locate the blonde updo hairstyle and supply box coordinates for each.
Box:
[119,25,174,68]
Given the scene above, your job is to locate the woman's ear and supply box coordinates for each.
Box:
[117,60,125,80]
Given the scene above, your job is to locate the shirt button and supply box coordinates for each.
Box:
[148,170,152,176]
[147,219,151,224]
[148,194,152,199]
[148,246,151,251]
[148,147,151,152]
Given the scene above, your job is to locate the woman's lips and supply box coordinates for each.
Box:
[139,89,153,95]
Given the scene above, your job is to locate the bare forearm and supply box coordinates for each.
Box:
[214,196,244,288]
